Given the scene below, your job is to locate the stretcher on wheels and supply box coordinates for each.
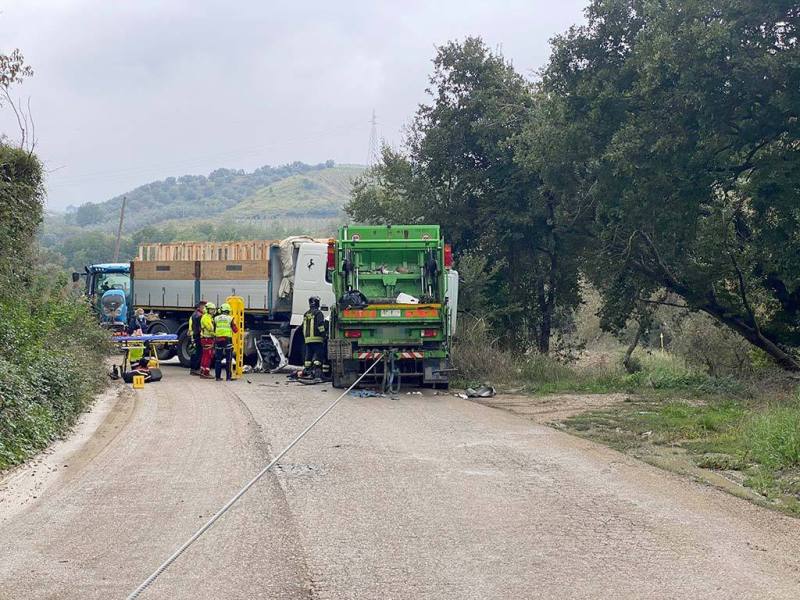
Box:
[111,334,179,383]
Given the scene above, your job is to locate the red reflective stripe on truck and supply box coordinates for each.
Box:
[404,309,438,318]
[344,309,378,318]
[356,351,424,360]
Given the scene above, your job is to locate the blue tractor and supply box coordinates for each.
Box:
[72,263,131,329]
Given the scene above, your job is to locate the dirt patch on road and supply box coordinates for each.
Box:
[470,392,632,424]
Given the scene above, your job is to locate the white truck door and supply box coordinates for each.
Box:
[291,243,335,326]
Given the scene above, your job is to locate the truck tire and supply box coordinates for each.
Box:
[331,358,358,389]
[176,326,192,368]
[147,319,178,360]
[332,362,345,389]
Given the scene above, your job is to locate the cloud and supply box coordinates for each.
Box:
[0,0,586,209]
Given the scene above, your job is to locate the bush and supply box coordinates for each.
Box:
[0,146,44,288]
[452,314,742,395]
[665,311,778,380]
[0,272,110,469]
[0,142,110,470]
[451,315,518,384]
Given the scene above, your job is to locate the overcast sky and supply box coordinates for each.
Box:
[0,0,586,211]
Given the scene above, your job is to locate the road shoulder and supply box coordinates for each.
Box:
[0,381,132,525]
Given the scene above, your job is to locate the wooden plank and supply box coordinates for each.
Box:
[134,261,197,280]
[200,260,269,280]
[136,240,277,262]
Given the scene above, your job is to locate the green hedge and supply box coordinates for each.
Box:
[0,272,110,469]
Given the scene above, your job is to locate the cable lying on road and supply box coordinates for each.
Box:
[126,355,384,599]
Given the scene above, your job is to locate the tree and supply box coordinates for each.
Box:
[348,38,584,353]
[543,0,800,370]
[0,49,35,150]
[0,145,44,289]
[75,202,103,226]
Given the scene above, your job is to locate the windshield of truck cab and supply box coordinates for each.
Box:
[93,273,130,295]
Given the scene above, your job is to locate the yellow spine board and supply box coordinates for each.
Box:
[226,295,245,380]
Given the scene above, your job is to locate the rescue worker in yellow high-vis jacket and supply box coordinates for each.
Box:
[213,303,239,381]
[199,302,216,378]
[302,296,328,379]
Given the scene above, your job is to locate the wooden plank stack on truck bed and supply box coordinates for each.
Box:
[132,242,276,312]
[137,241,276,262]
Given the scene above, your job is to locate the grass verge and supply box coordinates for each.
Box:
[563,390,800,515]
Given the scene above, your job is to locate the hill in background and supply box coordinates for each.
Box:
[42,161,365,269]
[227,165,363,220]
[63,160,363,234]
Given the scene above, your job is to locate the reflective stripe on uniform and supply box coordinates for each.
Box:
[214,314,233,338]
[303,312,322,343]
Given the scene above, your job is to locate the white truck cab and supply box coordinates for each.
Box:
[290,242,336,325]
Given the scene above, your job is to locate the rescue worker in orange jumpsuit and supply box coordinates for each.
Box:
[213,302,239,381]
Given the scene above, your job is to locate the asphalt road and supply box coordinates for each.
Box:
[1,367,800,599]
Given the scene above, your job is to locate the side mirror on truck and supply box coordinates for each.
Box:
[71,272,81,283]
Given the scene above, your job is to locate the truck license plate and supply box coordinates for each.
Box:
[381,309,401,317]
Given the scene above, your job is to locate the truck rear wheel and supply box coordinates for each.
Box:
[176,327,192,367]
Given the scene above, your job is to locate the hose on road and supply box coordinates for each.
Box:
[127,354,384,599]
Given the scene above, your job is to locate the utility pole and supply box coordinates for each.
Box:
[113,196,126,262]
[366,109,379,168]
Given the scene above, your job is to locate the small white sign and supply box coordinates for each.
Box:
[381,309,401,317]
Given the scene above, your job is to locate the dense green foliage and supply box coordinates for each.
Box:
[349,3,799,370]
[1,51,110,469]
[0,146,43,286]
[0,144,110,469]
[539,0,800,370]
[0,269,110,468]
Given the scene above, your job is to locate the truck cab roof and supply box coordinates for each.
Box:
[87,263,130,273]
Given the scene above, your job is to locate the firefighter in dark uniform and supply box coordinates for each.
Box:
[302,296,329,379]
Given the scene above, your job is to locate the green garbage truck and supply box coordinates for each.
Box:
[326,224,458,389]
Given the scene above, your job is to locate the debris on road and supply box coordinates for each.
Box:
[465,385,496,398]
[350,389,385,398]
